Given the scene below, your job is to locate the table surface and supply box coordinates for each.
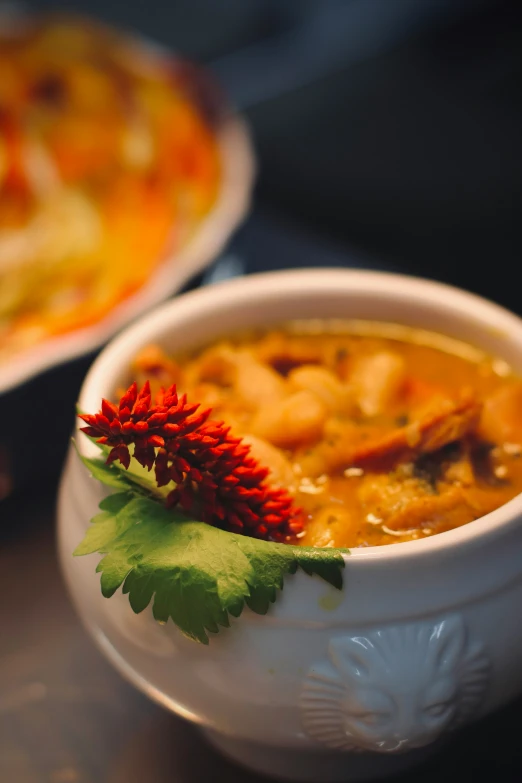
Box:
[2,484,522,783]
[2,214,522,783]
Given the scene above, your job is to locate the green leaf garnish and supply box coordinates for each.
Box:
[74,449,348,644]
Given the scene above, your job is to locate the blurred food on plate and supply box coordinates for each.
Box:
[0,15,221,365]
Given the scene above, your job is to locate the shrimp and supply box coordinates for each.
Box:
[250,390,328,449]
[347,394,482,471]
[288,365,354,415]
[350,351,406,417]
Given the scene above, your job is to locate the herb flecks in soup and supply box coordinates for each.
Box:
[131,322,522,548]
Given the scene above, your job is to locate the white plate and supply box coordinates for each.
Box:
[0,19,255,394]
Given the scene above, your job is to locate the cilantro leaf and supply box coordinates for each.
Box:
[81,457,131,490]
[75,439,169,498]
[73,492,134,556]
[74,443,348,644]
[74,493,346,644]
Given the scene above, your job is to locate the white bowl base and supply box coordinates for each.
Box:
[202,728,438,782]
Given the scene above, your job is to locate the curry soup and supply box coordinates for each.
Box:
[130,322,522,548]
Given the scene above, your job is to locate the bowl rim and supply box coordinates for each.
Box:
[0,103,255,396]
[76,267,522,564]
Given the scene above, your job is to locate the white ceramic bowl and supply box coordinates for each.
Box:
[58,270,522,782]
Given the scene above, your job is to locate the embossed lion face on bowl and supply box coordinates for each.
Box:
[301,615,489,753]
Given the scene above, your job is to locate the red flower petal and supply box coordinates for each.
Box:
[148,434,165,447]
[101,399,118,421]
[78,380,302,541]
[119,382,138,413]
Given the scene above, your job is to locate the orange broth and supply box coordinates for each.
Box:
[131,321,522,548]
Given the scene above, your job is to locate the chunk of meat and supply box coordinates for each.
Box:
[358,472,432,524]
[462,483,517,518]
[358,474,476,533]
[414,442,475,489]
[478,382,522,446]
[389,489,477,533]
[347,394,482,471]
[294,418,384,477]
[469,440,518,487]
[250,390,327,449]
[302,506,355,548]
[288,365,354,415]
[350,351,406,417]
[441,448,475,487]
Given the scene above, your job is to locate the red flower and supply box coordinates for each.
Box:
[80,382,303,541]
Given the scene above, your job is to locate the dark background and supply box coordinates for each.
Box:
[24,0,522,310]
[2,2,522,781]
